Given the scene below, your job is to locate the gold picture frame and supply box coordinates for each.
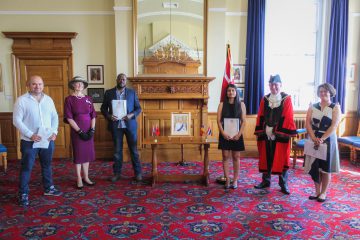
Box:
[233,64,245,85]
[171,112,191,136]
[87,65,104,85]
[0,64,3,92]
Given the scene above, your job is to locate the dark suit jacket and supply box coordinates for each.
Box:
[100,87,141,133]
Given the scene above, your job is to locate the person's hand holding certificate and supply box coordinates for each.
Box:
[33,126,53,149]
[304,140,327,160]
[112,100,127,119]
[224,118,239,139]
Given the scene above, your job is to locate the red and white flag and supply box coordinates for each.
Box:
[220,44,234,102]
[151,125,156,137]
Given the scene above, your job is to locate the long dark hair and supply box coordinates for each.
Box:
[222,84,241,118]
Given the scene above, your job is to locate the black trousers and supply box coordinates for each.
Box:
[262,139,288,187]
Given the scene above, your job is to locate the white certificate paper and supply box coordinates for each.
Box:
[224,118,239,138]
[304,140,327,160]
[112,100,127,119]
[33,126,53,149]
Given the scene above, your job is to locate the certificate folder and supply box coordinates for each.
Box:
[304,140,327,160]
[112,100,127,119]
[224,118,239,138]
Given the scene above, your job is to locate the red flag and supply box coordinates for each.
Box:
[155,126,160,136]
[220,44,234,102]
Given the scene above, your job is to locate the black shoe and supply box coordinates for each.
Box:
[19,193,29,206]
[280,185,290,195]
[110,175,121,183]
[309,195,319,200]
[254,181,270,189]
[76,184,84,189]
[317,196,326,202]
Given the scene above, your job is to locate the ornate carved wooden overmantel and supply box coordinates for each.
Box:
[128,75,215,151]
[129,75,213,100]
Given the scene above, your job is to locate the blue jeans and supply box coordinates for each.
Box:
[19,140,55,194]
[112,128,142,176]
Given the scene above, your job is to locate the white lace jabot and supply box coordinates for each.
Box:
[268,93,282,109]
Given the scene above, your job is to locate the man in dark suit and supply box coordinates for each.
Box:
[101,73,142,182]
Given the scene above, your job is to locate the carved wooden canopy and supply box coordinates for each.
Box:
[128,75,215,101]
[3,32,77,56]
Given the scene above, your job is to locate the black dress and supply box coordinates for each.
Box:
[218,103,245,151]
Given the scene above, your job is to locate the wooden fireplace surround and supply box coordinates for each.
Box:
[128,75,215,162]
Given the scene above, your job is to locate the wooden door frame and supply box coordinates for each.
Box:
[3,32,77,159]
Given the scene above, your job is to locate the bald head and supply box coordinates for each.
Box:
[27,75,44,96]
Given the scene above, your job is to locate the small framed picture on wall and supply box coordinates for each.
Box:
[87,88,104,103]
[87,65,104,84]
[237,87,244,101]
[233,64,245,85]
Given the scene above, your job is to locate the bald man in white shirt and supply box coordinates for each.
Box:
[13,75,62,206]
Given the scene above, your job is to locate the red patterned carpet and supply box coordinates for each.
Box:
[0,157,359,239]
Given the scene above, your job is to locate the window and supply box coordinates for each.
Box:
[264,0,325,110]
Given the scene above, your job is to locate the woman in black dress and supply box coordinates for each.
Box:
[217,84,246,189]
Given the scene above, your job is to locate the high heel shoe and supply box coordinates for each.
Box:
[224,181,231,189]
[309,195,320,200]
[231,182,238,189]
[83,179,96,186]
[317,193,326,202]
[76,183,83,189]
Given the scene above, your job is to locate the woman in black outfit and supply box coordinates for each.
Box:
[217,84,246,189]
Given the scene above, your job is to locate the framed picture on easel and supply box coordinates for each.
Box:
[171,112,191,136]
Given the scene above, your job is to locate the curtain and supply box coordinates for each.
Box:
[325,0,349,113]
[244,0,266,114]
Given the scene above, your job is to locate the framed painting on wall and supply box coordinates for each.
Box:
[87,65,104,84]
[237,87,244,101]
[233,64,245,85]
[87,88,104,103]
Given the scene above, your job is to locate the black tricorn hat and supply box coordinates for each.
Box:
[269,74,282,84]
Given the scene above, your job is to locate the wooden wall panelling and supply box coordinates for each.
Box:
[0,113,17,160]
[94,114,119,159]
[2,111,358,161]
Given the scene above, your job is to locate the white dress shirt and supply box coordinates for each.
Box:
[265,93,282,140]
[13,92,59,141]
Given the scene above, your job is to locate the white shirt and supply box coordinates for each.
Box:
[13,92,59,141]
[266,93,282,140]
